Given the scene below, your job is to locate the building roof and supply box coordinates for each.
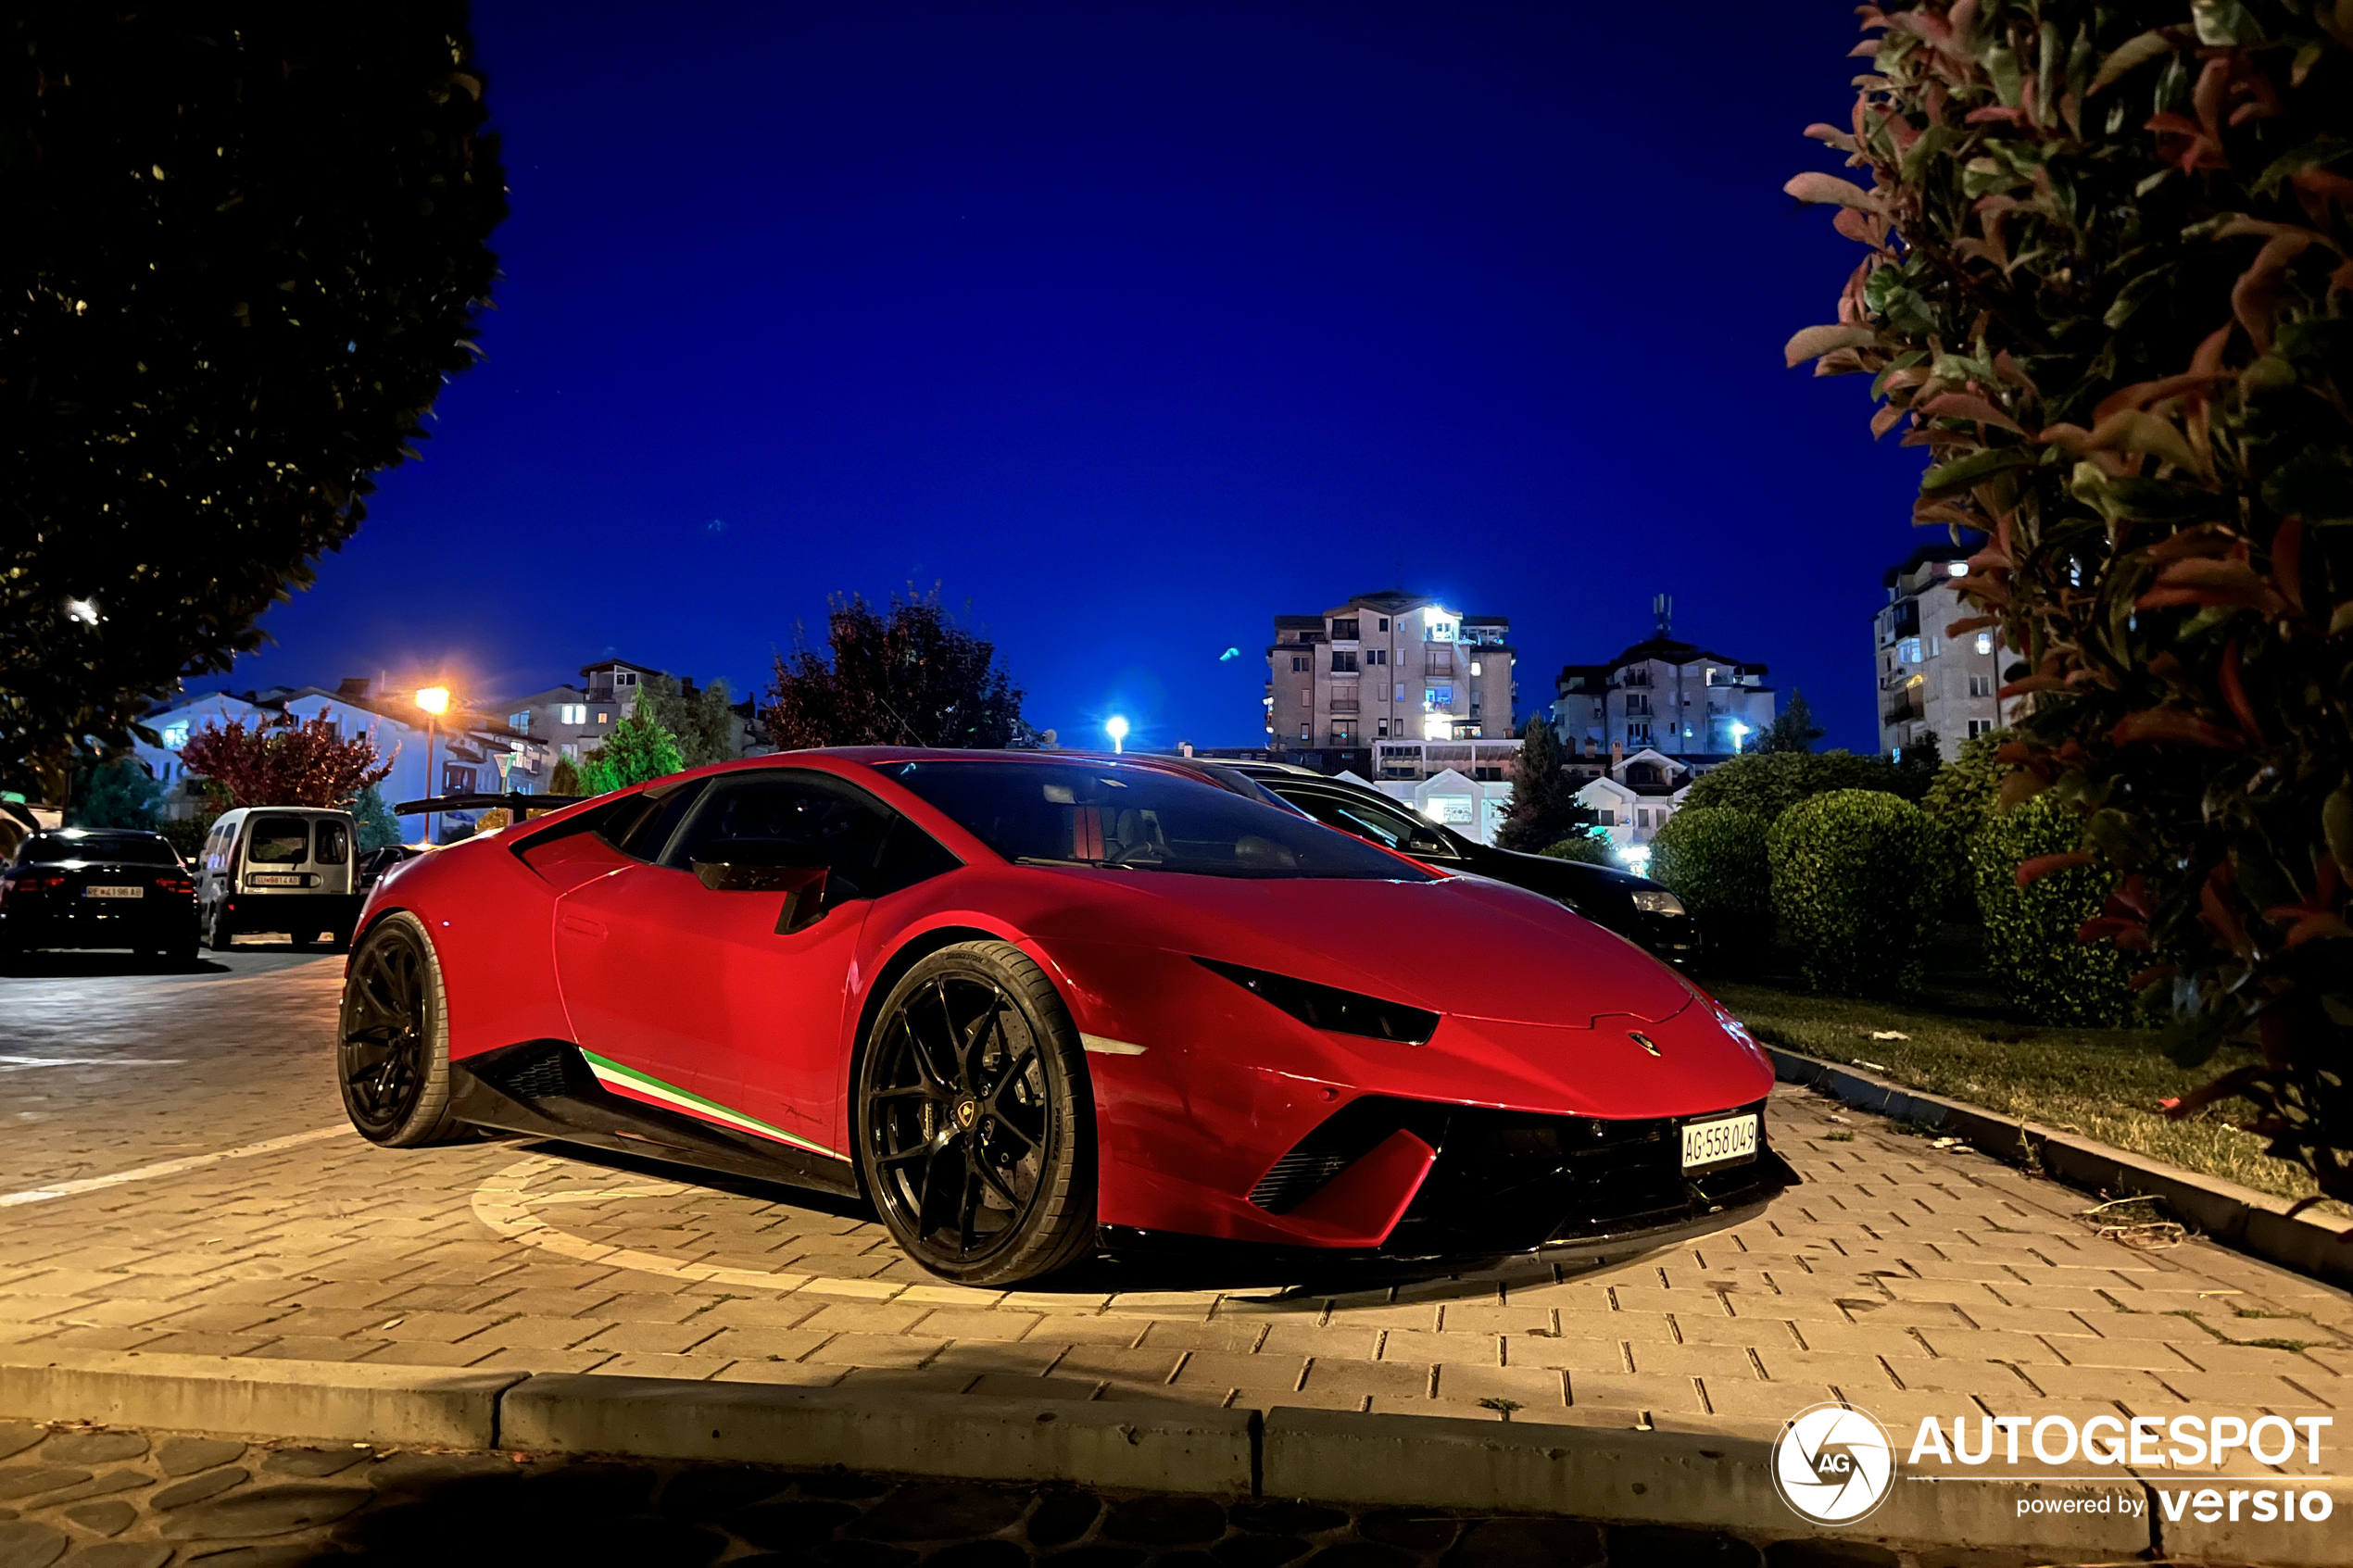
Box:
[1273,615,1326,629]
[1604,636,1768,676]
[1882,533,1987,589]
[1554,663,1611,690]
[579,658,667,678]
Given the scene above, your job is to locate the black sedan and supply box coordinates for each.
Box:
[1222,762,1700,966]
[0,828,197,962]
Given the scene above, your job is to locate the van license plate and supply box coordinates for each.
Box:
[246,873,305,886]
[83,885,144,899]
[1680,1113,1758,1171]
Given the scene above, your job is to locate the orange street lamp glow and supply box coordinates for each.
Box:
[414,686,450,715]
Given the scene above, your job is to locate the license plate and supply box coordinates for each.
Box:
[82,885,144,899]
[1681,1113,1758,1171]
[246,872,306,886]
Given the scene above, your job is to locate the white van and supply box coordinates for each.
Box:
[196,807,360,951]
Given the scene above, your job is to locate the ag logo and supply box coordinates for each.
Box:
[1627,1030,1661,1057]
[1771,1402,1895,1525]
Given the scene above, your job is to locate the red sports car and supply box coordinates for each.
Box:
[338,750,1790,1285]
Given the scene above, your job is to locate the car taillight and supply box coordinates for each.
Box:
[9,872,65,897]
[157,876,194,896]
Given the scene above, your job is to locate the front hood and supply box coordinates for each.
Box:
[1021,864,1693,1028]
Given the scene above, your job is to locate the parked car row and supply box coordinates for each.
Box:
[0,808,410,960]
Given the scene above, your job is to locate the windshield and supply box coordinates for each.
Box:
[22,833,179,866]
[875,760,1434,882]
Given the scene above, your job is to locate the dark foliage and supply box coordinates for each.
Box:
[762,592,1026,751]
[1649,805,1774,967]
[2,8,505,798]
[1682,749,1919,822]
[1753,690,1826,753]
[1496,717,1592,852]
[65,755,162,830]
[1768,788,1948,997]
[1790,2,2353,1207]
[178,713,392,809]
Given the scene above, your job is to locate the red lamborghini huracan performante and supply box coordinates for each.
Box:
[338,751,1792,1285]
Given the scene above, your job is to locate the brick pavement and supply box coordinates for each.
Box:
[2,952,2348,1463]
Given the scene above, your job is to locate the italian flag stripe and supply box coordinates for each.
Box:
[579,1049,844,1161]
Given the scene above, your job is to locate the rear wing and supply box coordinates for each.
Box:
[392,791,594,820]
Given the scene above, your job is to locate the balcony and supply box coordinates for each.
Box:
[1878,599,1921,647]
[1329,697,1360,715]
[1424,657,1456,678]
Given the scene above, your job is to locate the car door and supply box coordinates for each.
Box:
[551,769,900,1159]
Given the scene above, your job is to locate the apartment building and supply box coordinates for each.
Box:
[1875,541,2006,759]
[1265,592,1516,766]
[1550,599,1776,770]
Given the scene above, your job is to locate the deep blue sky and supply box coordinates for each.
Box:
[220,2,1929,751]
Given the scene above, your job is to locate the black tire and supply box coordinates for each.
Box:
[204,905,233,952]
[855,940,1096,1286]
[337,911,462,1148]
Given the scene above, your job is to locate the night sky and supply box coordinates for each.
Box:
[215,2,1931,752]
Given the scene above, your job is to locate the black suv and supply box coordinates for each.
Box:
[1222,762,1699,966]
[0,828,198,962]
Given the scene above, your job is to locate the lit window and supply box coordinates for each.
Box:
[1420,714,1452,740]
[1470,660,1482,676]
[1975,633,1994,656]
[598,711,611,723]
[161,721,190,750]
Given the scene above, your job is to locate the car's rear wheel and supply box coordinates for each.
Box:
[338,912,461,1148]
[204,904,233,952]
[856,941,1096,1286]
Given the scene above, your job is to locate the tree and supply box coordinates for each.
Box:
[1496,717,1592,852]
[577,710,686,796]
[351,785,402,851]
[1921,727,2013,848]
[66,758,163,830]
[1682,750,1911,822]
[2,9,506,801]
[637,674,738,769]
[1789,4,2353,1203]
[1754,690,1825,754]
[178,713,393,809]
[763,591,1025,750]
[549,755,585,797]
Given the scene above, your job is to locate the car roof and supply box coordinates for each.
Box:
[30,826,168,841]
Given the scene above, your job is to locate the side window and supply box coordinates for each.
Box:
[314,820,351,865]
[1286,789,1447,856]
[597,783,704,863]
[662,772,904,903]
[867,817,963,901]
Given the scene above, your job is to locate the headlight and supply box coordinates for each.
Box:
[1195,957,1439,1045]
[1631,888,1686,916]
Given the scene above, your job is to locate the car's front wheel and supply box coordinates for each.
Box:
[855,941,1096,1286]
[337,912,462,1148]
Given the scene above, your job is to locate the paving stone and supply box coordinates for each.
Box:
[1356,1508,1459,1550]
[731,1498,861,1549]
[1604,1524,1761,1566]
[1229,1500,1348,1536]
[0,1522,67,1568]
[58,1500,135,1538]
[1442,1517,1604,1568]
[925,1543,1029,1568]
[852,1482,1030,1542]
[1101,1494,1229,1545]
[61,1546,171,1568]
[1213,1536,1315,1568]
[0,1472,88,1504]
[26,1474,145,1508]
[658,1464,792,1517]
[159,1484,371,1540]
[155,1437,245,1477]
[152,1467,249,1510]
[1763,1542,1901,1568]
[1042,1549,1145,1568]
[33,1435,143,1467]
[1296,1543,1414,1568]
[1025,1490,1102,1548]
[0,1437,37,1467]
[259,1446,370,1478]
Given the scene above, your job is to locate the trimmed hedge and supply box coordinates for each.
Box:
[1648,806,1771,964]
[1972,796,2133,1028]
[1681,749,1918,823]
[1541,832,1616,867]
[1767,789,1944,997]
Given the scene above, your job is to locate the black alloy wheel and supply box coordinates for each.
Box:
[337,913,459,1147]
[858,942,1094,1285]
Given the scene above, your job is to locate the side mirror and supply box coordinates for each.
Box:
[694,859,829,935]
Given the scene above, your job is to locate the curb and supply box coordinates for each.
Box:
[1,1348,2296,1562]
[500,1374,1257,1496]
[0,1346,522,1449]
[1766,1046,2353,1290]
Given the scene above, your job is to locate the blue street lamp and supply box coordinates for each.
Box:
[1105,715,1130,755]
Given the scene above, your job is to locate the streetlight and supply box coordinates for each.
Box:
[1104,715,1129,755]
[415,687,450,845]
[1729,721,1750,754]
